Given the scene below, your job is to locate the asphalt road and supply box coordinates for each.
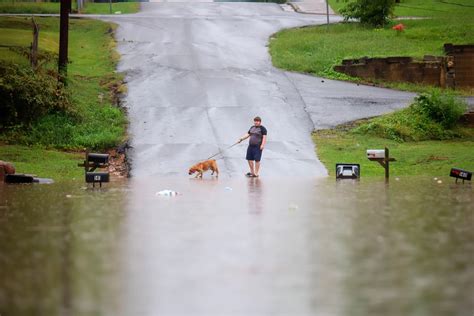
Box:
[103,2,414,179]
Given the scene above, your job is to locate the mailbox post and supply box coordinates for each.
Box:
[78,152,110,187]
[367,147,396,181]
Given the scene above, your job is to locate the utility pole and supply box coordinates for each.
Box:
[58,0,71,83]
[326,0,330,29]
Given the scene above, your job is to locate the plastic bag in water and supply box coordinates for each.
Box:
[156,190,180,196]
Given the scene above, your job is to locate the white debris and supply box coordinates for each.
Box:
[434,177,438,181]
[66,195,72,198]
[156,190,179,196]
[224,187,233,191]
[114,11,122,14]
[437,180,443,184]
[289,203,299,211]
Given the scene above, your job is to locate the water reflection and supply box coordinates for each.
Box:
[247,178,263,214]
[0,177,472,315]
[339,180,474,316]
[0,182,127,315]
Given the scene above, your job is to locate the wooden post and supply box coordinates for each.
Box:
[30,17,39,69]
[58,0,71,83]
[368,148,396,181]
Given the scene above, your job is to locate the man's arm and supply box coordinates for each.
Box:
[238,133,250,143]
[260,135,267,150]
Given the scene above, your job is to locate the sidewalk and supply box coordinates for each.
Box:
[289,0,335,15]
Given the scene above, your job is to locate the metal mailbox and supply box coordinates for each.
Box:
[79,152,110,187]
[336,164,360,180]
[367,149,385,159]
[86,172,109,184]
[450,168,472,182]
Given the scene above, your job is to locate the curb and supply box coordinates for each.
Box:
[287,2,338,15]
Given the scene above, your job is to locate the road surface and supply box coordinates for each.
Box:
[102,2,414,179]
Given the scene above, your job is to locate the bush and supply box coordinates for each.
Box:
[352,91,468,142]
[0,61,71,127]
[412,90,467,128]
[340,0,396,27]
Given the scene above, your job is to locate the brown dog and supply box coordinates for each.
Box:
[188,159,219,178]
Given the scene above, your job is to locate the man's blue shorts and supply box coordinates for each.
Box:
[246,145,263,162]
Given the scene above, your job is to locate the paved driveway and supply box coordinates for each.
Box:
[103,3,414,178]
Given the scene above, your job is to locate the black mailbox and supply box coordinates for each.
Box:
[87,153,109,165]
[336,164,360,180]
[450,168,472,182]
[86,172,109,187]
[5,174,35,184]
[79,152,110,187]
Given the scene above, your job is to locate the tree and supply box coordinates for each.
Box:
[340,0,396,27]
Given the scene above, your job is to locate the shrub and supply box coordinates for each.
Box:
[340,0,396,27]
[0,61,71,127]
[411,90,467,128]
[352,91,468,142]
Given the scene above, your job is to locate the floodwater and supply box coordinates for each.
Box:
[0,176,472,316]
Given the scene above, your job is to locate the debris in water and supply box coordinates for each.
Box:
[156,190,180,196]
[66,195,72,198]
[437,180,443,184]
[289,203,299,211]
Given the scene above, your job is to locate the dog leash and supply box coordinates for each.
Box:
[205,141,241,161]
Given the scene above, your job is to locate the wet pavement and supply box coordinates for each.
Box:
[100,2,414,178]
[0,178,472,315]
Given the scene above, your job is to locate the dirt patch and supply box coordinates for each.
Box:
[107,147,129,178]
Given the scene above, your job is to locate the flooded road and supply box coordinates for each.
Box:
[1,177,472,315]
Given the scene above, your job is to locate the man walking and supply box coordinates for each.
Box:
[238,116,267,177]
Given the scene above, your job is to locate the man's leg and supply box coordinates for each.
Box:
[254,161,260,176]
[247,160,255,175]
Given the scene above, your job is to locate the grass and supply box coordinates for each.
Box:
[270,0,474,94]
[0,16,127,149]
[0,1,140,14]
[313,90,474,177]
[313,128,474,178]
[0,145,84,180]
[328,0,474,17]
[0,16,127,180]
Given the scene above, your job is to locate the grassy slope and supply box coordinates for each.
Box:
[313,129,474,178]
[0,16,126,180]
[328,0,474,17]
[280,0,474,177]
[0,2,139,14]
[270,0,474,93]
[0,17,126,149]
[0,145,84,180]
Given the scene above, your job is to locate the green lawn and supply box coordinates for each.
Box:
[328,0,474,17]
[0,16,127,179]
[0,1,140,14]
[0,16,127,149]
[313,129,474,178]
[270,0,474,93]
[0,145,84,180]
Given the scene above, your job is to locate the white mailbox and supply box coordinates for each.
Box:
[367,149,385,159]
